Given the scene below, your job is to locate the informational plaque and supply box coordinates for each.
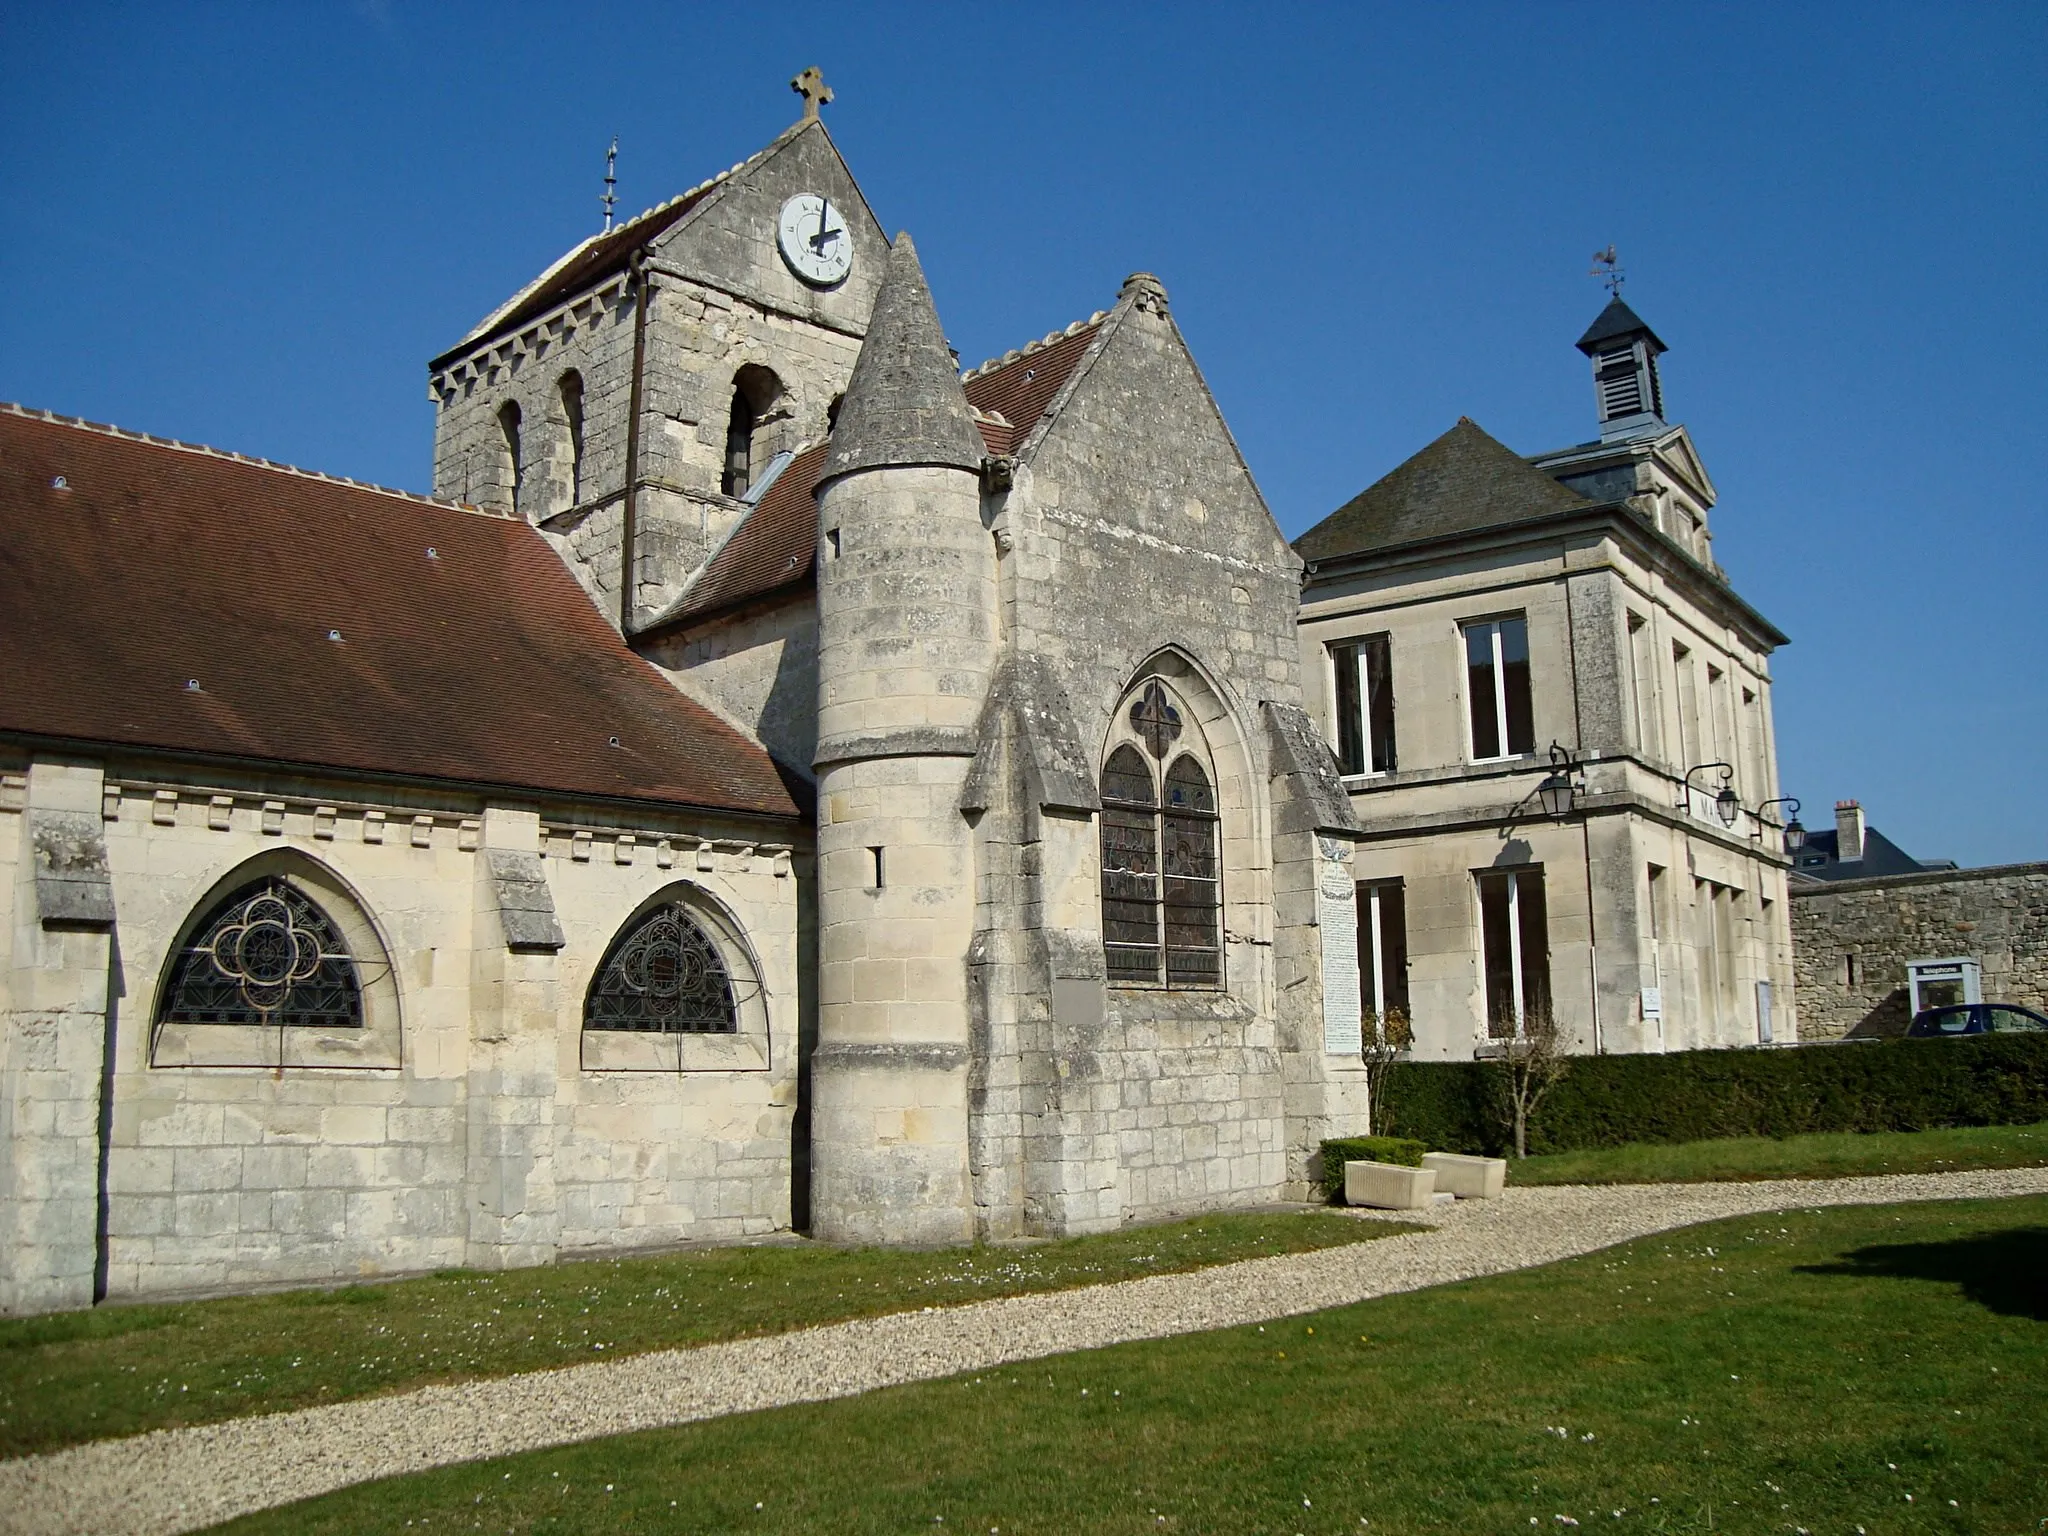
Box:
[1317,839,1362,1055]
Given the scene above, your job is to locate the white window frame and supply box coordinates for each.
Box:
[1327,634,1394,782]
[1478,867,1545,1038]
[1462,616,1529,764]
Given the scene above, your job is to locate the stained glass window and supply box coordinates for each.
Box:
[1161,756,1221,984]
[585,901,739,1034]
[158,878,362,1028]
[1100,727,1223,988]
[1100,745,1161,984]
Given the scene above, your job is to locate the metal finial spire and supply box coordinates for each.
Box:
[601,137,618,232]
[1590,244,1625,297]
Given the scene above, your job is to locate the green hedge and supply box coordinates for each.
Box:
[1315,1136,1428,1202]
[1380,1035,2048,1157]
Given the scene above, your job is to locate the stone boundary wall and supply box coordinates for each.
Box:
[1790,862,2048,1040]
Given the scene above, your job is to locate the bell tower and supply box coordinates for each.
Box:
[1576,296,1668,443]
[807,234,997,1245]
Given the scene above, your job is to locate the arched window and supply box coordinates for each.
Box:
[721,388,754,497]
[1100,744,1161,983]
[557,371,585,505]
[1161,755,1221,984]
[721,365,782,497]
[497,399,524,514]
[1099,676,1225,988]
[585,900,739,1033]
[157,877,362,1028]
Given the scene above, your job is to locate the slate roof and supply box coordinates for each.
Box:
[662,442,833,625]
[1294,417,1601,565]
[1790,826,1954,883]
[0,406,801,820]
[426,120,811,372]
[428,191,713,373]
[650,315,1103,630]
[1576,296,1666,355]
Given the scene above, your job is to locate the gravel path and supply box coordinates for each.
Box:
[5,1167,2044,1536]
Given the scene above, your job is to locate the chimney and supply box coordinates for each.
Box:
[1835,800,1865,863]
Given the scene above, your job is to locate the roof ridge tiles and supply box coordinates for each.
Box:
[960,309,1107,381]
[0,401,501,519]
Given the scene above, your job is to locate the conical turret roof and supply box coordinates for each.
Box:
[822,233,985,484]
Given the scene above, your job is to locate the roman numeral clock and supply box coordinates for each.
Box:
[777,194,852,287]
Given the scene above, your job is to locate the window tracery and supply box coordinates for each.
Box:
[157,877,362,1029]
[1099,687,1222,987]
[585,900,739,1034]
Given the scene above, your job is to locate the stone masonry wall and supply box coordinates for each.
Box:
[1791,863,2048,1039]
[429,121,884,630]
[971,280,1351,1220]
[1,749,804,1311]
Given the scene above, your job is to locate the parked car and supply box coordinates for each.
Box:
[1906,1003,2048,1037]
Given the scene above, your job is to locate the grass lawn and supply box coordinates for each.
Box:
[1507,1120,2048,1187]
[210,1195,2048,1536]
[0,1210,1406,1458]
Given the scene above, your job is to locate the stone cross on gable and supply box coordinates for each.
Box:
[1130,681,1182,761]
[791,67,833,121]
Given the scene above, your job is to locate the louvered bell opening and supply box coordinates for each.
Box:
[1596,347,1644,419]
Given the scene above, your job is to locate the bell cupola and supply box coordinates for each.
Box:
[1576,297,1668,442]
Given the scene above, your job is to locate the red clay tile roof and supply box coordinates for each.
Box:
[653,320,1103,630]
[961,322,1101,453]
[0,407,800,820]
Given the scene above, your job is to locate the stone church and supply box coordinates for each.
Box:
[1,82,1373,1314]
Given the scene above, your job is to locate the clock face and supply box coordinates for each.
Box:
[777,193,853,287]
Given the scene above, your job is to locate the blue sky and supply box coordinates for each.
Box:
[3,3,2042,866]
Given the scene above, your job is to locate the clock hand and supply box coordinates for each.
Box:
[810,199,837,252]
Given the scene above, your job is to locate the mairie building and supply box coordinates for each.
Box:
[1296,298,1799,1059]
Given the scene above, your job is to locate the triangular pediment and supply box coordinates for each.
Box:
[1648,425,1716,507]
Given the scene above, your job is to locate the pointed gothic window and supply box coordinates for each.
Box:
[157,877,362,1029]
[1100,719,1224,988]
[1161,755,1221,984]
[1100,745,1161,983]
[585,900,739,1034]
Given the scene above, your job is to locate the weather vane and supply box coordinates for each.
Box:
[601,137,618,232]
[1590,245,1625,297]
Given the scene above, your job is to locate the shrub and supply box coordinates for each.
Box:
[1381,1034,2048,1157]
[1316,1135,1428,1201]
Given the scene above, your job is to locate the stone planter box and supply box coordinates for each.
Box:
[1343,1160,1437,1210]
[1421,1151,1507,1199]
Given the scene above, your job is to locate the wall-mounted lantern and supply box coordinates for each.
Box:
[1757,796,1805,854]
[1682,762,1740,828]
[1538,742,1586,821]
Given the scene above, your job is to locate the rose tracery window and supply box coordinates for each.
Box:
[1099,716,1222,987]
[585,900,739,1034]
[157,877,363,1028]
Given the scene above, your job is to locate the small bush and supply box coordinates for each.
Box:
[1382,1034,2048,1157]
[1317,1136,1428,1201]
